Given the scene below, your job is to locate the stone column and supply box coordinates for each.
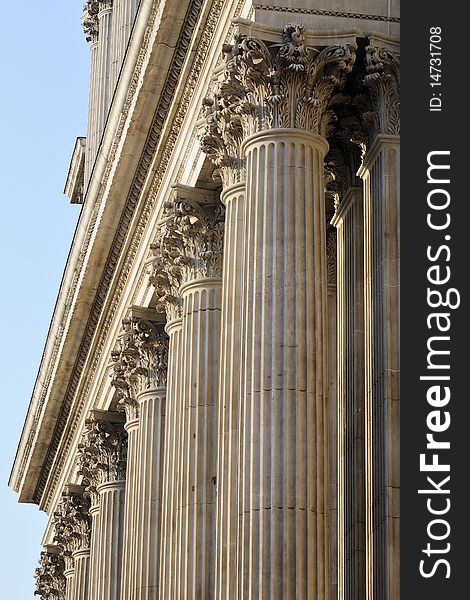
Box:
[360,46,400,600]
[199,82,246,600]
[72,549,91,600]
[214,182,245,600]
[96,1,114,143]
[82,2,99,187]
[110,0,139,90]
[109,317,143,600]
[148,233,184,600]
[111,310,169,599]
[157,185,224,599]
[52,486,92,600]
[34,546,66,600]
[77,410,127,600]
[201,26,356,599]
[241,126,331,599]
[332,185,366,600]
[326,227,338,600]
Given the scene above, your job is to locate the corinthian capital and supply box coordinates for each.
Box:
[110,316,169,411]
[52,487,91,569]
[34,547,66,599]
[77,412,127,503]
[160,186,225,284]
[81,2,99,42]
[364,46,400,136]
[200,22,357,156]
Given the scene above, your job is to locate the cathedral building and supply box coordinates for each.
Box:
[9,1,399,598]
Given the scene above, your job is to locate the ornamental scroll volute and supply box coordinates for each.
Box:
[199,23,357,182]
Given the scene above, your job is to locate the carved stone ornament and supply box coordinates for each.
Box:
[34,547,66,599]
[110,318,169,414]
[199,23,357,184]
[81,2,99,42]
[161,192,225,282]
[52,490,91,570]
[326,227,337,286]
[77,416,127,504]
[149,191,225,318]
[364,46,400,136]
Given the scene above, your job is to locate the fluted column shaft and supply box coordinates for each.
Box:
[215,183,245,600]
[360,135,399,600]
[132,387,166,599]
[110,0,139,90]
[238,128,330,599]
[120,419,140,600]
[333,187,366,600]
[84,36,99,187]
[88,503,101,600]
[65,568,75,600]
[175,279,221,599]
[96,4,113,150]
[159,319,183,599]
[92,481,126,600]
[327,279,338,600]
[72,549,91,600]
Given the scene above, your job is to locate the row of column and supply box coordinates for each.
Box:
[35,24,399,600]
[329,48,400,600]
[82,0,140,186]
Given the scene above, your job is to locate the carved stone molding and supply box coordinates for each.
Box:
[52,487,91,571]
[110,317,169,413]
[364,46,400,137]
[34,547,66,599]
[199,23,357,178]
[77,413,127,504]
[82,2,100,42]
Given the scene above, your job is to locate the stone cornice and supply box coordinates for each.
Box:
[10,0,248,512]
[64,137,86,204]
[9,0,215,506]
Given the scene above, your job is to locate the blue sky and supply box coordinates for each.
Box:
[0,3,89,597]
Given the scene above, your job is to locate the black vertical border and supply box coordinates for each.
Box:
[401,2,469,597]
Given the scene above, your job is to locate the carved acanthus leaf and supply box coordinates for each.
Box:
[364,46,400,136]
[160,193,225,283]
[326,227,337,286]
[200,23,357,152]
[76,416,127,503]
[110,318,169,409]
[34,548,66,599]
[81,2,99,42]
[52,490,91,568]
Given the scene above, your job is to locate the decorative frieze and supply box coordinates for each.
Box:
[110,317,169,418]
[34,547,66,599]
[77,413,127,505]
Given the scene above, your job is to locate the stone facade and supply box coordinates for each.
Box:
[10,1,399,598]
